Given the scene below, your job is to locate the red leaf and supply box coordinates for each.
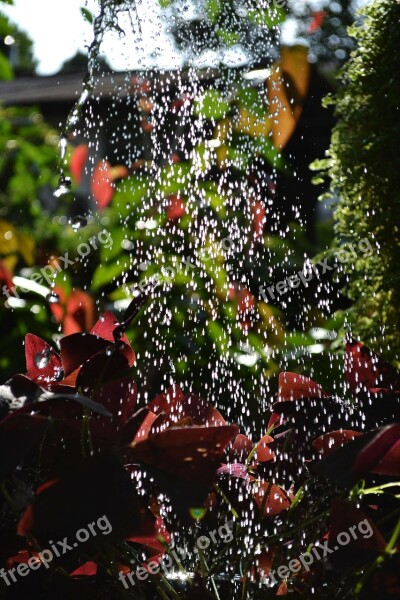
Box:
[17,505,34,536]
[308,10,327,34]
[229,433,254,461]
[36,479,60,494]
[267,411,283,431]
[345,339,400,395]
[277,372,328,402]
[128,425,239,486]
[254,547,275,579]
[94,377,137,429]
[166,195,186,220]
[59,309,135,381]
[312,430,362,457]
[130,409,159,443]
[148,385,185,414]
[90,159,128,209]
[91,310,119,342]
[51,288,96,335]
[373,439,400,475]
[24,334,62,387]
[6,550,32,568]
[140,119,154,133]
[75,349,131,390]
[59,333,110,377]
[330,499,386,552]
[217,462,249,480]
[255,435,275,462]
[148,390,226,429]
[70,561,98,576]
[91,310,137,360]
[277,580,288,595]
[237,288,255,314]
[354,424,400,477]
[250,200,266,241]
[64,289,95,335]
[253,481,293,517]
[0,260,15,295]
[126,516,170,554]
[70,143,89,184]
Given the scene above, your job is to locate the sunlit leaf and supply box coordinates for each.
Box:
[248,7,286,28]
[80,7,93,24]
[205,0,220,23]
[194,90,230,120]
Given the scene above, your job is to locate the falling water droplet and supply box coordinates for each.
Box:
[54,176,72,198]
[59,136,68,160]
[71,215,88,231]
[46,291,60,304]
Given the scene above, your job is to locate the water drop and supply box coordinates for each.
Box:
[71,215,88,231]
[54,176,72,198]
[46,292,60,304]
[34,348,51,369]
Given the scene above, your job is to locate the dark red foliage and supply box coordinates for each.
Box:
[2,306,400,599]
[345,338,400,395]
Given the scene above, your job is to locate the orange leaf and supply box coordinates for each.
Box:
[266,45,311,149]
[277,580,288,595]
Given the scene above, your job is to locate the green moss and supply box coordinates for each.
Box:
[319,0,400,361]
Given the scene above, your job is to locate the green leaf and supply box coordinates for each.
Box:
[205,0,220,23]
[158,0,170,7]
[208,321,229,355]
[237,88,266,118]
[194,90,230,120]
[248,7,286,28]
[92,255,132,290]
[192,143,213,174]
[0,51,13,80]
[216,28,239,46]
[80,7,93,24]
[251,136,288,171]
[112,175,148,217]
[202,189,227,218]
[226,146,249,171]
[156,163,191,195]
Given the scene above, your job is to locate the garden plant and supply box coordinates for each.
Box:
[0,0,399,598]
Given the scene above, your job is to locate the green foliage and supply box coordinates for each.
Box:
[317,0,400,361]
[0,10,37,76]
[0,106,65,378]
[0,106,59,229]
[194,89,230,120]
